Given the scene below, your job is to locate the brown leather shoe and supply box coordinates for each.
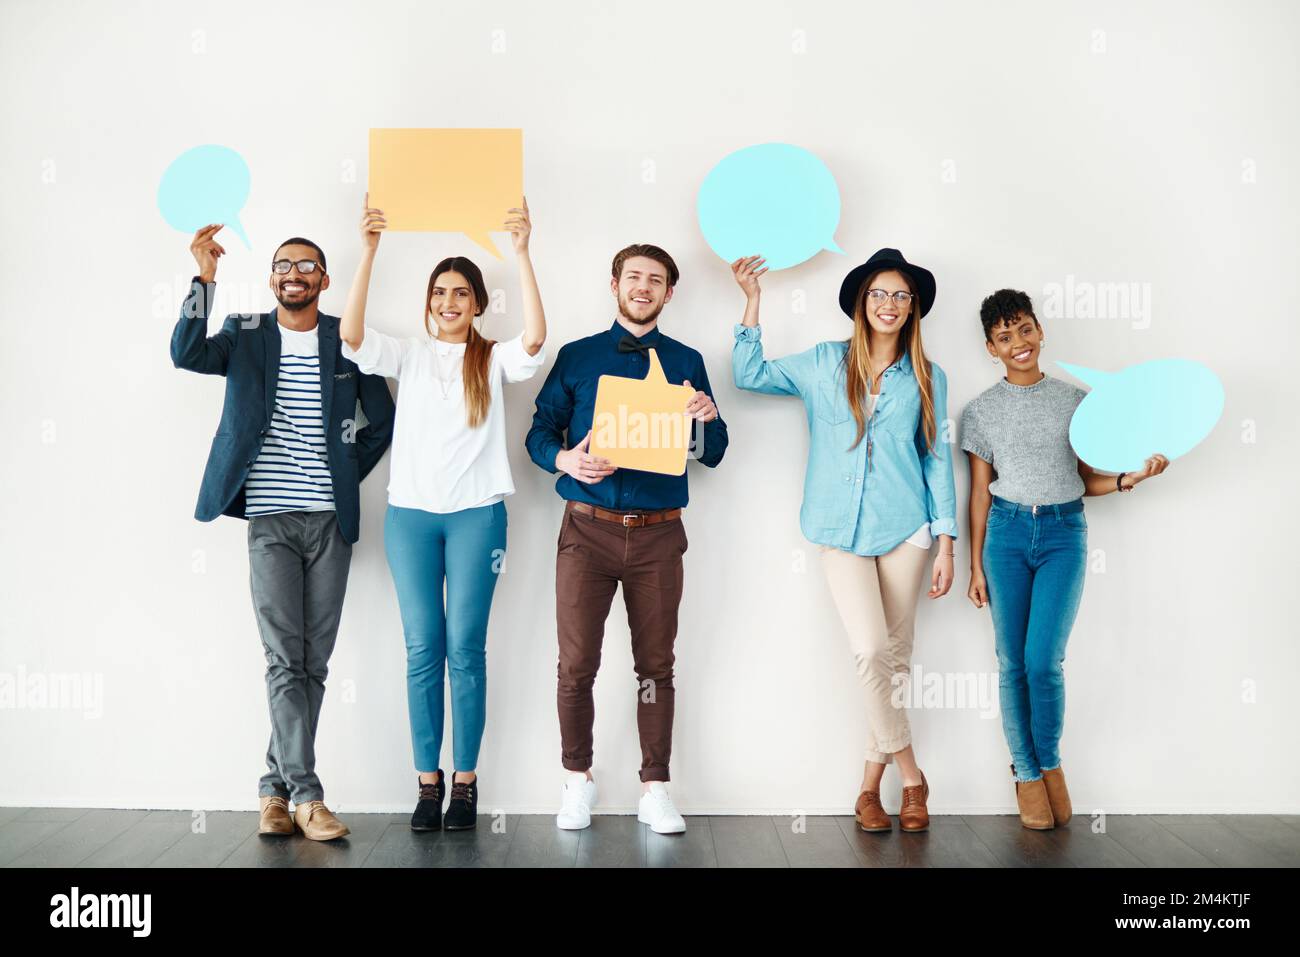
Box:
[258,795,293,836]
[1041,766,1072,826]
[1012,765,1054,830]
[854,789,891,832]
[293,800,350,841]
[898,770,930,832]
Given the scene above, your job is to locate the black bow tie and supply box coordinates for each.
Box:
[618,334,653,355]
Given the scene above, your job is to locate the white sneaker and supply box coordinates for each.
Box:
[556,772,596,830]
[637,781,686,834]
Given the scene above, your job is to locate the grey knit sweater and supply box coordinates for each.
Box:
[959,373,1087,506]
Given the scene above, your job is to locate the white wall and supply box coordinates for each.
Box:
[2,0,1297,815]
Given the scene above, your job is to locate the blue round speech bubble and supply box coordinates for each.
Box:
[1056,359,1224,472]
[697,143,843,271]
[157,145,251,248]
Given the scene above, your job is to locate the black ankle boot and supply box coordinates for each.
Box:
[444,774,478,831]
[411,771,445,831]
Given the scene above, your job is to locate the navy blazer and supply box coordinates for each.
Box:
[170,278,395,544]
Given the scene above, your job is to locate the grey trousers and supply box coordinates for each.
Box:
[248,509,352,804]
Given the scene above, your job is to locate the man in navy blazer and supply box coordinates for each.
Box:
[171,226,395,840]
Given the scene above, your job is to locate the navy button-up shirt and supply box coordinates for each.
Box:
[526,318,728,509]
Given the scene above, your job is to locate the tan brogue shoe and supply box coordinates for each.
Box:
[293,800,350,841]
[898,770,930,832]
[854,789,892,832]
[1041,766,1072,826]
[1012,764,1055,830]
[258,795,293,836]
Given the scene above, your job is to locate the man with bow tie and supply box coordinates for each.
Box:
[525,243,728,834]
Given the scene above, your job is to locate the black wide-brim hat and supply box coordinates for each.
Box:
[838,248,937,319]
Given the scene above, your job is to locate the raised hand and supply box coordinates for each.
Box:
[190,224,226,282]
[360,192,387,251]
[505,196,532,254]
[556,430,616,484]
[730,255,767,299]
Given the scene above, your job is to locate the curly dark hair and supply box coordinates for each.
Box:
[979,289,1037,341]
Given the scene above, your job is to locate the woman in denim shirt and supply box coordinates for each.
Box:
[731,248,957,833]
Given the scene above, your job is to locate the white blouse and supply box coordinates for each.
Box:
[342,329,545,514]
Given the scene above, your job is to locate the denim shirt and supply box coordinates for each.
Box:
[732,323,958,556]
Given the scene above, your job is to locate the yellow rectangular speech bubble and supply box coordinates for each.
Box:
[590,349,696,476]
[368,128,522,258]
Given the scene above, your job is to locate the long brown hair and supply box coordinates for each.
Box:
[424,257,496,428]
[844,269,939,454]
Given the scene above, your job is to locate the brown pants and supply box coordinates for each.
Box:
[555,501,688,782]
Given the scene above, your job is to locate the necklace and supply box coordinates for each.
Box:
[871,352,899,380]
[431,339,463,401]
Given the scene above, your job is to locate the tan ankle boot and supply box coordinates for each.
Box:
[258,795,293,835]
[898,770,930,832]
[293,800,350,841]
[1041,766,1072,826]
[854,789,891,832]
[1012,765,1054,830]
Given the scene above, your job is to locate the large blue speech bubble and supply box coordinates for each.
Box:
[697,143,843,270]
[157,145,251,248]
[1056,359,1224,472]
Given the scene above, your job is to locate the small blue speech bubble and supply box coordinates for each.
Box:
[697,143,843,271]
[157,145,251,248]
[1056,359,1224,472]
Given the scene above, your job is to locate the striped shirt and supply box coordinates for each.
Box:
[244,325,336,517]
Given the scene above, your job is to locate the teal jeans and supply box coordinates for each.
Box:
[384,501,506,773]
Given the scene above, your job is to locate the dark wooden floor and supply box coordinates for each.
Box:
[2,807,1297,867]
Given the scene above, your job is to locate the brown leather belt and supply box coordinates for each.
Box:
[567,500,682,528]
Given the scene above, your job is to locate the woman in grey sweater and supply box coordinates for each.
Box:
[960,289,1168,829]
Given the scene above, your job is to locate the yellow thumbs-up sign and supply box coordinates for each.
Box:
[590,348,696,476]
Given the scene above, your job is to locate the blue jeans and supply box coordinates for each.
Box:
[384,501,507,773]
[982,495,1087,782]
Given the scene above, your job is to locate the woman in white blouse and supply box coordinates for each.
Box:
[339,194,546,832]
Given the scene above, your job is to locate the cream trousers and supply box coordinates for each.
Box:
[820,541,931,764]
